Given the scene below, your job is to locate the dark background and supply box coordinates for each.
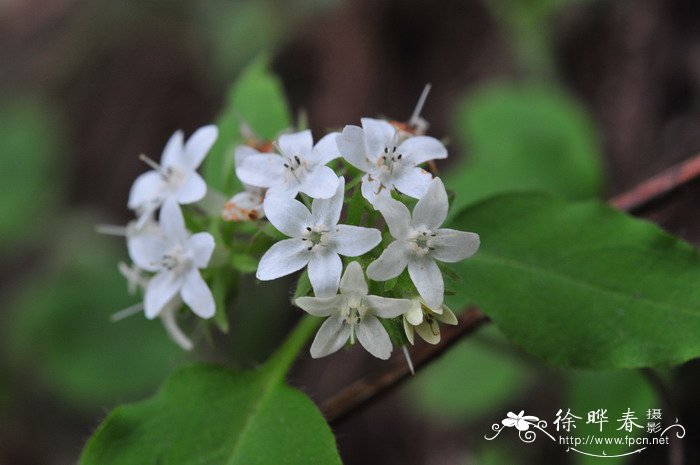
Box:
[1,0,699,464]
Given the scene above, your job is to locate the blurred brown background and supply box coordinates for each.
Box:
[2,0,700,464]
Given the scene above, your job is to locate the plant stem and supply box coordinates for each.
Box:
[263,314,321,383]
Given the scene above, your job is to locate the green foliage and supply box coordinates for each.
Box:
[448,192,700,369]
[80,317,341,465]
[446,84,602,217]
[408,326,531,421]
[4,216,183,409]
[0,99,63,250]
[203,57,292,194]
[569,370,658,465]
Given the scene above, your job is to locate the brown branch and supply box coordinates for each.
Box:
[321,307,488,424]
[321,151,700,426]
[608,153,700,213]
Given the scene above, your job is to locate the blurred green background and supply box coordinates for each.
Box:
[1,0,700,464]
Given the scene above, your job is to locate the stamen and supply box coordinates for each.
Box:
[392,146,397,153]
[110,302,144,322]
[294,155,301,165]
[410,83,432,124]
[397,154,402,160]
[95,224,128,236]
[402,345,415,375]
[139,154,163,173]
[384,147,388,154]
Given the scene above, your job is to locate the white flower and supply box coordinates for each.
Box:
[296,262,412,359]
[235,129,340,199]
[256,177,381,297]
[336,117,447,203]
[222,145,266,221]
[128,125,218,223]
[403,298,457,345]
[366,177,480,309]
[502,411,540,431]
[128,199,216,319]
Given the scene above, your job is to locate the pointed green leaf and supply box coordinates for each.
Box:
[449,192,700,369]
[446,85,603,217]
[79,364,341,465]
[203,57,292,193]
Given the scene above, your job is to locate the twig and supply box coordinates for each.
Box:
[320,152,700,426]
[321,307,487,424]
[609,153,700,213]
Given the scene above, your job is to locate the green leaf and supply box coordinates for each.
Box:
[79,317,340,465]
[203,57,292,194]
[407,326,531,421]
[448,192,700,369]
[445,84,602,217]
[4,216,183,409]
[569,370,658,465]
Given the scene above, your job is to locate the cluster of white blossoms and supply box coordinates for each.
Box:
[109,88,480,358]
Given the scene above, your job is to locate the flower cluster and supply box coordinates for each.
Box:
[110,88,480,359]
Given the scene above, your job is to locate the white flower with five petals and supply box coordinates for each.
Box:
[366,177,480,309]
[256,177,381,297]
[236,129,340,199]
[128,199,216,319]
[337,117,447,203]
[128,125,218,224]
[403,298,458,345]
[296,262,412,359]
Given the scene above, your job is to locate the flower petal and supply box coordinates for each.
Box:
[431,229,480,263]
[339,261,368,295]
[299,165,339,199]
[222,191,265,221]
[278,129,313,159]
[405,301,424,325]
[412,177,448,230]
[308,249,342,297]
[295,295,346,317]
[187,232,215,268]
[337,125,373,171]
[435,304,458,325]
[128,171,165,210]
[373,195,412,240]
[234,145,260,167]
[236,154,285,188]
[398,135,447,165]
[175,172,207,204]
[393,166,433,200]
[128,232,167,272]
[256,238,312,281]
[366,240,410,281]
[181,268,215,318]
[403,317,415,345]
[365,295,412,318]
[311,176,344,228]
[184,125,218,168]
[414,319,441,345]
[263,195,311,237]
[145,271,183,319]
[360,173,387,204]
[160,200,188,243]
[408,255,444,309]
[356,314,392,360]
[161,130,185,168]
[312,132,341,165]
[310,313,351,358]
[361,118,395,161]
[332,225,381,256]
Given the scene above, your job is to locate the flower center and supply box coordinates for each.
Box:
[410,230,436,255]
[341,296,367,344]
[377,146,403,175]
[160,244,191,272]
[282,154,308,182]
[302,226,329,251]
